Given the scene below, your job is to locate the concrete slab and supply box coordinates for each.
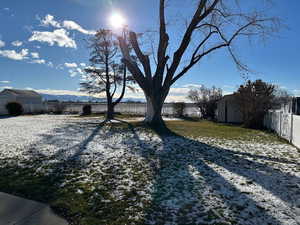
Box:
[0,192,68,225]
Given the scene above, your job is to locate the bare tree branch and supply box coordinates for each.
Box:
[117,0,280,126]
[129,32,152,80]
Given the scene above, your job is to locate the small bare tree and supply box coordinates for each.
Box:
[118,0,280,129]
[173,102,186,118]
[273,88,293,110]
[80,29,135,120]
[187,85,222,120]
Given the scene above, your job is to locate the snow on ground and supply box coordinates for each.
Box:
[0,115,300,225]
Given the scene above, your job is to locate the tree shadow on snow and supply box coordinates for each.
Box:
[2,118,299,224]
[0,115,14,119]
[0,119,109,223]
[114,119,299,225]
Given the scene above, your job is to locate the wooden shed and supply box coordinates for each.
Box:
[0,89,44,115]
[217,94,243,123]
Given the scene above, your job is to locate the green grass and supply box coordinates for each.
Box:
[164,120,286,143]
[0,159,152,225]
[76,113,285,143]
[0,162,93,224]
[111,118,286,143]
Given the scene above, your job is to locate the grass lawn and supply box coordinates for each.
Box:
[0,115,299,225]
[165,120,286,143]
[78,113,286,142]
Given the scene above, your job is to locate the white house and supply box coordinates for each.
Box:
[0,89,44,115]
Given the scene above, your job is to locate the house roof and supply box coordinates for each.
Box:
[0,89,41,98]
[218,94,236,102]
[222,94,235,98]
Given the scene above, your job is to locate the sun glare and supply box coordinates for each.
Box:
[110,12,126,28]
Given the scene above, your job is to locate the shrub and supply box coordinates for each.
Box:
[173,102,186,118]
[234,79,275,129]
[53,103,66,114]
[6,102,23,116]
[82,105,92,115]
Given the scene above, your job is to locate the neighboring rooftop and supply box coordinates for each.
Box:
[0,89,41,98]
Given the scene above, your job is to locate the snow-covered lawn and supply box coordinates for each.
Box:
[0,115,299,225]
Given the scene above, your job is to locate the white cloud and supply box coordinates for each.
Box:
[31,52,40,58]
[24,25,34,33]
[39,14,95,35]
[68,69,78,77]
[31,59,46,64]
[68,67,84,77]
[35,88,92,97]
[80,63,86,67]
[64,62,77,68]
[168,87,192,96]
[124,84,235,102]
[166,95,189,103]
[182,84,203,89]
[62,20,96,35]
[0,49,29,60]
[293,90,300,97]
[29,29,77,48]
[0,40,5,48]
[0,86,13,90]
[11,40,23,47]
[123,85,192,102]
[47,61,54,67]
[41,14,61,28]
[0,80,10,84]
[76,68,84,74]
[0,45,52,68]
[56,64,64,70]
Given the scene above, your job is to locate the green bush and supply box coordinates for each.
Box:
[6,102,23,116]
[82,105,92,115]
[173,102,186,118]
[52,103,66,114]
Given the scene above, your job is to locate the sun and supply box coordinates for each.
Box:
[110,12,126,28]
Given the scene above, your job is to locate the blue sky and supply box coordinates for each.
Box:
[0,0,299,101]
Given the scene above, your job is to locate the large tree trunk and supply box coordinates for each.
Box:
[144,90,169,132]
[106,103,115,120]
[106,92,115,120]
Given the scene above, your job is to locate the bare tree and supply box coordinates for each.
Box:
[80,29,135,120]
[234,79,276,129]
[273,88,293,110]
[173,102,186,118]
[187,85,222,120]
[118,0,280,129]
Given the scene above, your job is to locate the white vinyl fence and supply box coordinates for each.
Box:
[45,102,201,118]
[264,111,300,149]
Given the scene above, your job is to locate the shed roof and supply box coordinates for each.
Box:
[218,94,236,102]
[0,89,41,98]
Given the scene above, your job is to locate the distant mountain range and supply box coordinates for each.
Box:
[40,93,145,103]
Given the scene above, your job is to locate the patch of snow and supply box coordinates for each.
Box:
[0,115,299,224]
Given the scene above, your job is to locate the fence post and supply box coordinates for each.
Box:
[290,113,293,143]
[279,111,281,137]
